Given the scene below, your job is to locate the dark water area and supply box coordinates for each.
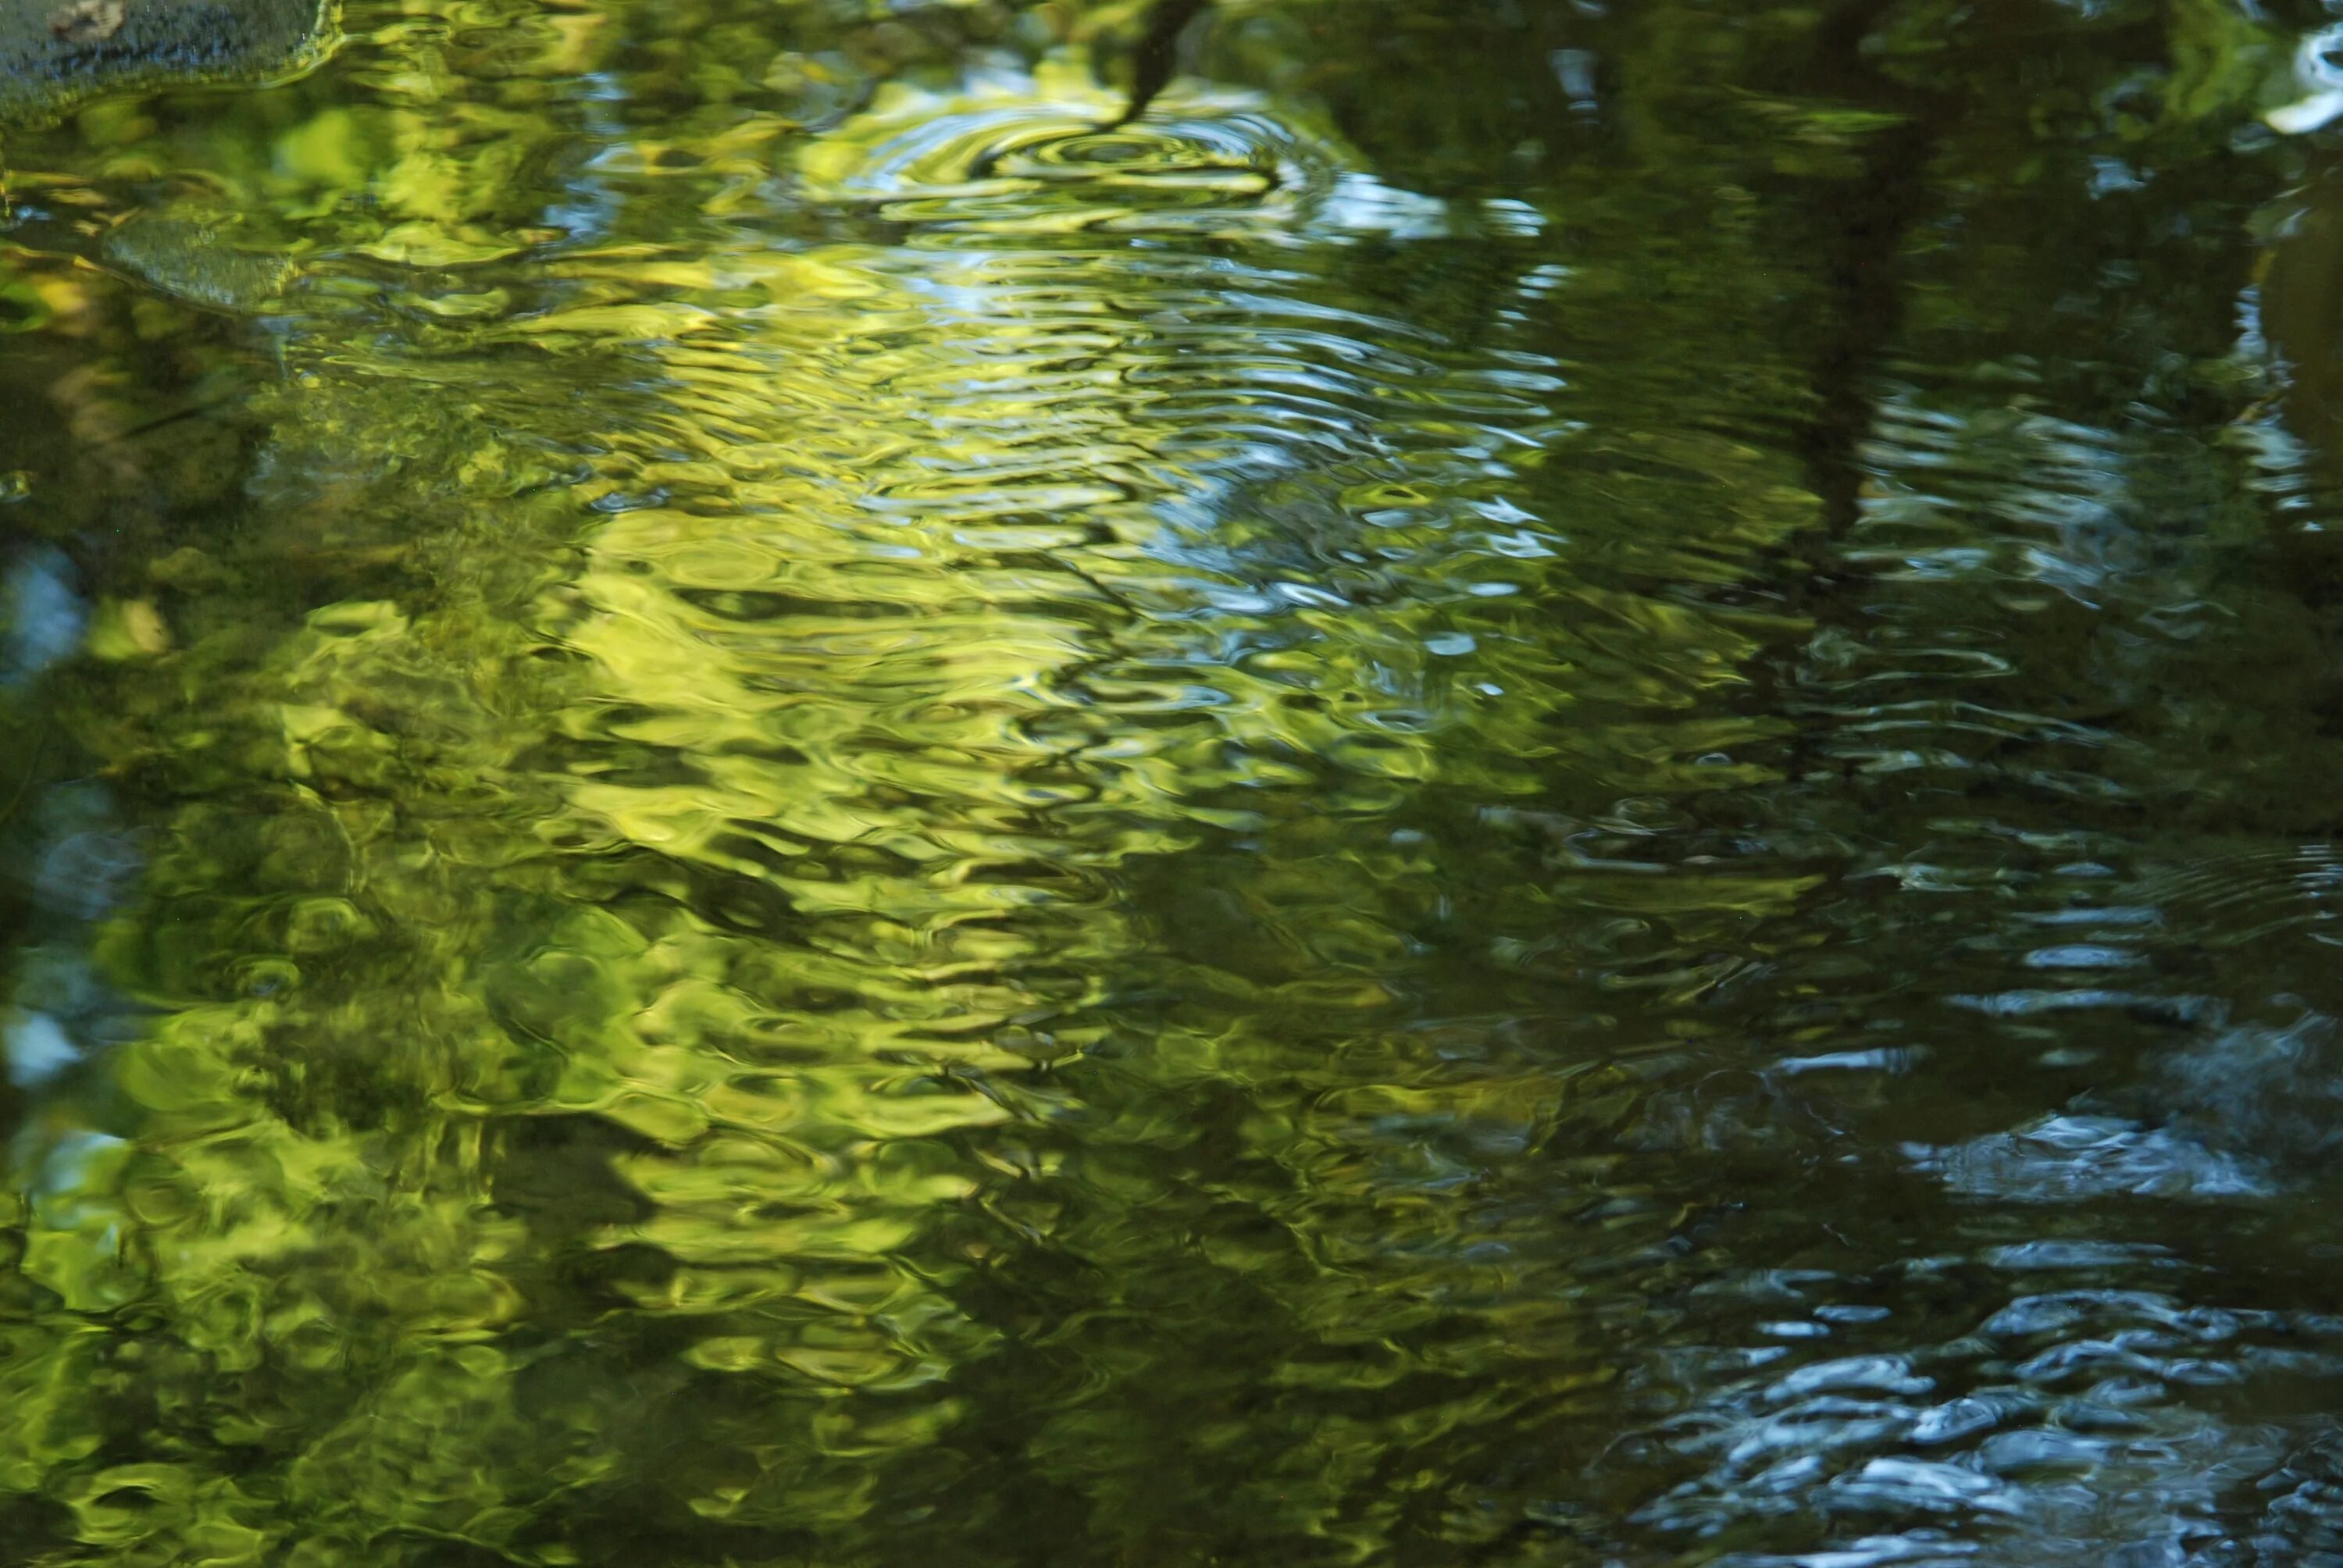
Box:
[5,0,2343,1562]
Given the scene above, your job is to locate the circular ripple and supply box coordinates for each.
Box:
[797,59,1446,240]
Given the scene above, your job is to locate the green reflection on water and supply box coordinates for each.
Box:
[0,0,2338,1562]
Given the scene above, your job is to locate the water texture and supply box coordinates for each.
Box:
[0,0,2339,1562]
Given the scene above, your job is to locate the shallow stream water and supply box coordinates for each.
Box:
[3,0,2343,1562]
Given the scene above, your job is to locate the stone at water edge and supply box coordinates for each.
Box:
[0,0,334,126]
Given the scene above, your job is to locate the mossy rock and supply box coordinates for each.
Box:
[0,0,333,126]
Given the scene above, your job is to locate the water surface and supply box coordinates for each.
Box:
[1,0,2341,1562]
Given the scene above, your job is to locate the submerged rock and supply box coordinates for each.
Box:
[102,213,298,310]
[0,0,333,125]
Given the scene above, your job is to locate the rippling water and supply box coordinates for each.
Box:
[2,0,2343,1562]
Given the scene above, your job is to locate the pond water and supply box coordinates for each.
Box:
[2,0,2342,1562]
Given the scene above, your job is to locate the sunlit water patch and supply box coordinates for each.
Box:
[0,43,1641,1565]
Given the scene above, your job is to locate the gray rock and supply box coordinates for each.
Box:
[0,0,333,126]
